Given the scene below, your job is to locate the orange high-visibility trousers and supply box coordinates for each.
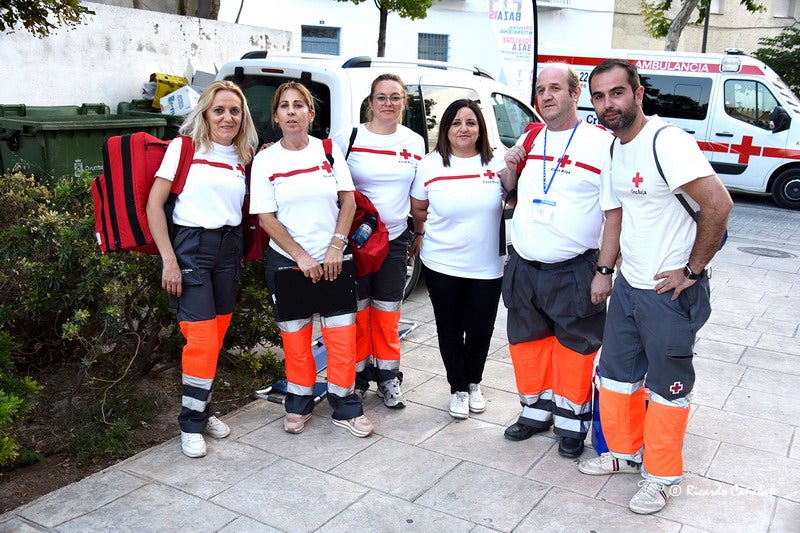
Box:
[643,400,690,479]
[322,323,357,392]
[281,324,315,390]
[371,308,401,365]
[355,306,372,367]
[180,318,220,380]
[598,385,647,458]
[509,337,554,396]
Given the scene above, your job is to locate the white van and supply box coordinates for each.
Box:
[539,48,800,210]
[216,52,539,296]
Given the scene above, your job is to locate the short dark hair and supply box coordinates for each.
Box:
[589,58,641,93]
[436,99,493,167]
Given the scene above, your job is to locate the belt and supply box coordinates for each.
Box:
[520,248,598,270]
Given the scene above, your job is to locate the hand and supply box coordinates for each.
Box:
[161,261,182,297]
[297,255,323,283]
[504,145,526,172]
[653,268,696,300]
[590,273,612,305]
[408,234,423,258]
[322,245,344,281]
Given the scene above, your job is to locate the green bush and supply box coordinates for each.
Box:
[0,170,281,467]
[0,331,42,467]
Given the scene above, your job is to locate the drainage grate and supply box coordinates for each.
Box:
[737,247,797,258]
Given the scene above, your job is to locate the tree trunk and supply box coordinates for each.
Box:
[377,3,388,57]
[665,0,701,51]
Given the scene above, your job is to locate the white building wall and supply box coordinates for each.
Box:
[0,0,613,109]
[220,0,614,80]
[0,2,289,109]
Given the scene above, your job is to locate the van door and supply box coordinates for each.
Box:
[707,77,786,193]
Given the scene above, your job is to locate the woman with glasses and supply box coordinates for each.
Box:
[409,99,505,419]
[333,74,425,411]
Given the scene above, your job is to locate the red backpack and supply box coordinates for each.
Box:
[92,133,193,255]
[92,133,269,261]
[323,137,389,277]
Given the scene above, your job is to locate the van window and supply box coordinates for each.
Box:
[491,93,537,148]
[225,74,333,143]
[724,79,779,130]
[640,74,712,120]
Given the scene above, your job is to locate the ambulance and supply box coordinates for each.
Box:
[539,48,800,209]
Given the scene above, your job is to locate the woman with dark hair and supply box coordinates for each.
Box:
[250,81,373,438]
[146,80,258,458]
[409,99,505,419]
[332,73,425,410]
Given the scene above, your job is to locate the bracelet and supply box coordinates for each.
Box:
[596,265,614,275]
[412,231,425,240]
[329,243,344,252]
[332,232,348,244]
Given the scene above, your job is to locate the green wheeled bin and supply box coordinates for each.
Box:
[0,105,166,178]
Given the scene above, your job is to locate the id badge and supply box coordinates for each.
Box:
[532,199,556,223]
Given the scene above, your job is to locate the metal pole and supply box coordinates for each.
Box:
[531,0,539,108]
[701,1,710,52]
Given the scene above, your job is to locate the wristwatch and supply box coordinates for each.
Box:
[684,263,705,280]
[332,233,348,244]
[596,266,614,275]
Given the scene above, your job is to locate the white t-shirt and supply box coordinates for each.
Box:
[156,137,246,229]
[511,121,613,262]
[332,124,425,240]
[411,151,505,279]
[600,116,715,289]
[249,137,354,262]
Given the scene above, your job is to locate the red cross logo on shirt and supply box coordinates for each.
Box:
[729,135,761,164]
[399,149,412,160]
[632,172,644,188]
[670,381,684,394]
[483,169,497,180]
[558,154,572,168]
[321,160,333,173]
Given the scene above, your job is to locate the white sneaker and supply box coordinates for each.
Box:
[578,452,641,475]
[180,432,207,458]
[377,378,407,409]
[449,391,469,419]
[468,383,486,413]
[331,415,374,437]
[204,416,230,439]
[629,479,670,514]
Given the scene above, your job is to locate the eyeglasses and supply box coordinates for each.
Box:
[372,94,404,104]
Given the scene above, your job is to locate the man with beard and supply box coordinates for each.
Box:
[577,58,732,515]
[501,63,620,459]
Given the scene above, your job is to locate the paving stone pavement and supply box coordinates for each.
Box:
[2,196,799,532]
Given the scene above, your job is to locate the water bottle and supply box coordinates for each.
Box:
[351,216,377,248]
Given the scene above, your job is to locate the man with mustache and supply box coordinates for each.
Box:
[577,58,732,515]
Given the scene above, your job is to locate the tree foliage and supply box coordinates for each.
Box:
[335,0,439,56]
[753,25,800,97]
[641,0,765,51]
[0,0,94,38]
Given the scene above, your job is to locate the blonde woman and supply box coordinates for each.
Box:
[146,80,258,458]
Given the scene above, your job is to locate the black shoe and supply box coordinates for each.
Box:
[504,422,549,441]
[558,436,585,458]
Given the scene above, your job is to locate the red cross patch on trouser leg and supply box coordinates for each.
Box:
[669,381,684,395]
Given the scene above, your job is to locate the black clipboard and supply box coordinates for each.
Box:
[273,256,357,321]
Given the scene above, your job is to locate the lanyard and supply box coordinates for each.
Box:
[542,120,580,195]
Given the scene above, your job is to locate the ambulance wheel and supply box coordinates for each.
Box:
[771,169,800,210]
